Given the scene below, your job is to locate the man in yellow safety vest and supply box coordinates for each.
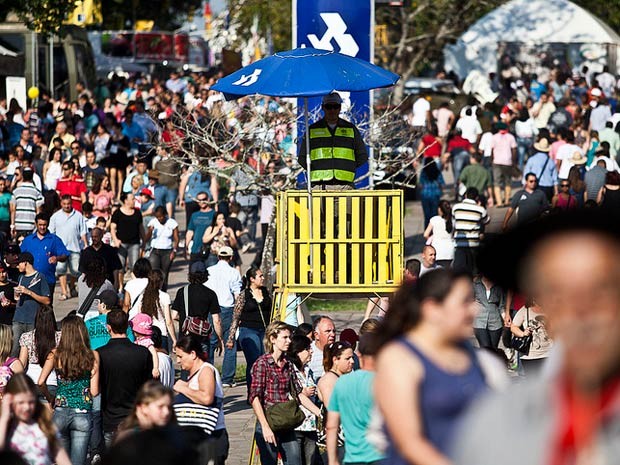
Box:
[299,92,368,189]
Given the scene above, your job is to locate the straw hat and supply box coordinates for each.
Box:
[570,151,587,165]
[533,138,550,152]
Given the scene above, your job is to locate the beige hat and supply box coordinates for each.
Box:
[218,246,234,257]
[570,151,587,165]
[533,138,550,152]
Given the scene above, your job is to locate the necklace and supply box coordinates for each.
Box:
[329,370,340,378]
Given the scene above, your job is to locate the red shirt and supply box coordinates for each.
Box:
[447,135,471,153]
[422,134,442,158]
[249,353,300,408]
[56,176,87,212]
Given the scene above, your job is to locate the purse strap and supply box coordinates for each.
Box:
[77,283,102,317]
[288,364,300,402]
[184,285,189,317]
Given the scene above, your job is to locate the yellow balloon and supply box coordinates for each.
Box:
[27,86,39,99]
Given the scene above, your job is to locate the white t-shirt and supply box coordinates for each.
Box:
[428,216,455,260]
[478,132,493,157]
[130,290,171,329]
[157,352,175,389]
[556,143,583,179]
[148,217,178,249]
[456,117,483,144]
[411,98,430,126]
[419,263,442,276]
[125,277,149,317]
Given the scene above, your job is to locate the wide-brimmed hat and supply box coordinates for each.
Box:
[570,151,587,165]
[533,138,550,152]
[479,209,620,292]
[115,93,129,106]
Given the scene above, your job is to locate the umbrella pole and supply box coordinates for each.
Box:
[304,97,314,281]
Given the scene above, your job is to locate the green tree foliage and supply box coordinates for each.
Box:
[0,0,78,34]
[228,0,292,52]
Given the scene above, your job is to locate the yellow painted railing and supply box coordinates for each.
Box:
[275,190,404,294]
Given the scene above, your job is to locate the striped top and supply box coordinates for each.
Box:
[452,199,489,248]
[10,183,44,232]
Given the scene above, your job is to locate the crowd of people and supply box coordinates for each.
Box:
[0,60,619,465]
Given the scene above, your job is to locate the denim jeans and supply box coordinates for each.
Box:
[148,248,173,291]
[516,137,533,171]
[238,326,265,390]
[421,197,440,228]
[208,306,236,384]
[89,395,103,457]
[238,205,259,243]
[451,150,470,197]
[155,185,178,216]
[255,422,302,465]
[118,243,140,272]
[11,322,34,357]
[54,407,92,465]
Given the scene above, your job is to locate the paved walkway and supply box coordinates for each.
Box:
[48,179,507,465]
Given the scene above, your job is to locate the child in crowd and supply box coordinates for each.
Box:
[0,373,71,465]
[130,313,160,379]
[95,216,113,245]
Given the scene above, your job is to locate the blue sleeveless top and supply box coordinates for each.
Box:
[385,338,487,463]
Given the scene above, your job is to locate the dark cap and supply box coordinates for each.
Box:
[18,252,34,264]
[97,290,119,308]
[340,328,359,345]
[189,261,207,273]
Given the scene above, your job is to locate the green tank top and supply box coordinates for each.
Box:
[55,373,93,410]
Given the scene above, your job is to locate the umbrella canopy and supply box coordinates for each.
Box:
[211,47,399,99]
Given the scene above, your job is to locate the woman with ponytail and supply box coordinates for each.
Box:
[139,270,176,350]
[374,269,487,465]
[423,200,455,268]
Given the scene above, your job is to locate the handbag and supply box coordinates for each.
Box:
[181,285,212,337]
[173,369,221,435]
[510,306,532,355]
[264,372,305,432]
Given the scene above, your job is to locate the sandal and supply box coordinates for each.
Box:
[59,294,68,301]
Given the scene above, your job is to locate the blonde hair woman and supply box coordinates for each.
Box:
[249,321,321,465]
[0,324,24,399]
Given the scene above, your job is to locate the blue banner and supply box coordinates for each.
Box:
[294,0,373,188]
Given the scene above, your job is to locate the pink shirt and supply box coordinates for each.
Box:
[550,140,566,162]
[490,132,517,166]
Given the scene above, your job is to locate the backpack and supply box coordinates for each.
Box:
[0,357,17,398]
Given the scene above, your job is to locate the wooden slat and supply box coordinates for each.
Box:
[338,196,348,285]
[298,195,310,285]
[377,196,388,284]
[364,196,374,285]
[350,196,360,285]
[324,196,335,285]
[392,193,403,283]
[312,195,322,285]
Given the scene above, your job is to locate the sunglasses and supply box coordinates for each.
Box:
[560,184,570,187]
[62,167,73,171]
[323,104,341,110]
[196,198,209,202]
[327,341,351,351]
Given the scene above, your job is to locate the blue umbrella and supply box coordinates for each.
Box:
[212,47,399,259]
[211,47,399,99]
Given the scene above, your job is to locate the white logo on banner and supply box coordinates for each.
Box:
[232,69,262,86]
[307,13,359,57]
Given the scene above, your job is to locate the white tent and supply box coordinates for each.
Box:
[444,0,620,79]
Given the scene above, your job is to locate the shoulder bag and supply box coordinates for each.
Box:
[173,369,221,435]
[77,283,103,318]
[265,370,306,432]
[181,285,212,337]
[510,306,532,355]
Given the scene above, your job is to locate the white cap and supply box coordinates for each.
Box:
[322,92,342,105]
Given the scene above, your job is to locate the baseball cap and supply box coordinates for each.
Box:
[140,188,153,198]
[130,313,153,336]
[218,246,234,257]
[591,88,602,97]
[322,92,342,105]
[189,261,207,273]
[340,328,359,345]
[18,252,34,264]
[97,290,119,309]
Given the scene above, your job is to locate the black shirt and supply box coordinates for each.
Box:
[239,287,272,330]
[97,338,153,432]
[510,189,549,226]
[111,208,143,244]
[79,244,123,284]
[172,283,220,337]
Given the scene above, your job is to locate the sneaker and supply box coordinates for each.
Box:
[90,454,102,465]
[241,242,253,253]
[222,382,237,388]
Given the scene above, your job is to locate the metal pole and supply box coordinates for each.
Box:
[31,32,36,88]
[49,34,54,99]
[304,97,314,277]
